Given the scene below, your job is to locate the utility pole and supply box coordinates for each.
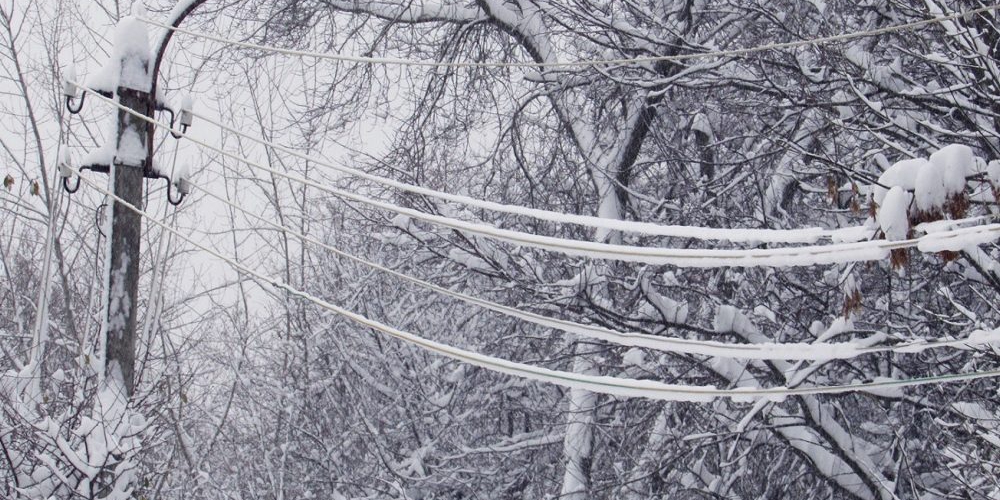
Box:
[63,4,208,397]
[65,38,166,400]
[103,86,149,398]
[55,4,210,497]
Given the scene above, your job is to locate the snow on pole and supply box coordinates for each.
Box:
[88,11,152,94]
[91,7,154,399]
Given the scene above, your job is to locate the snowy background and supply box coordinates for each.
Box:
[3,0,1000,499]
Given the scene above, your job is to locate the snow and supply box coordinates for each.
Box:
[81,114,120,166]
[88,13,152,93]
[917,223,1000,253]
[594,176,621,244]
[58,147,72,178]
[0,367,29,403]
[914,158,949,212]
[63,65,78,97]
[815,316,853,343]
[952,402,997,424]
[639,279,688,323]
[915,144,971,212]
[690,112,713,138]
[799,397,893,499]
[873,158,924,206]
[713,305,757,335]
[844,44,871,71]
[753,305,777,323]
[19,4,1000,498]
[398,444,431,477]
[84,166,1000,364]
[930,143,973,195]
[300,152,988,268]
[866,145,991,245]
[106,254,132,335]
[832,90,854,119]
[201,94,882,245]
[829,224,876,243]
[363,191,909,267]
[877,186,911,240]
[916,215,996,234]
[120,185,1000,401]
[988,160,1000,186]
[560,354,599,499]
[447,248,492,272]
[964,327,1000,348]
[458,265,997,360]
[116,126,145,167]
[857,376,905,398]
[622,348,646,368]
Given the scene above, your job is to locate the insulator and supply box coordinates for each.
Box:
[62,67,78,98]
[179,93,194,128]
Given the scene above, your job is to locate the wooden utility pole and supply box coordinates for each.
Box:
[103,86,149,398]
[56,5,209,497]
[63,1,210,399]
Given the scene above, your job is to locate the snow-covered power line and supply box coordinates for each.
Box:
[67,165,1000,402]
[189,109,865,245]
[79,87,1000,267]
[139,5,1000,69]
[189,176,1000,361]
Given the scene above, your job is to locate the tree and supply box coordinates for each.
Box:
[208,0,1000,498]
[6,0,1000,498]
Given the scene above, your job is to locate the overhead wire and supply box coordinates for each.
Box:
[187,175,1000,361]
[71,85,1000,268]
[66,163,1000,401]
[138,3,1000,248]
[133,4,1000,247]
[138,4,1000,69]
[188,108,863,245]
[54,4,1000,404]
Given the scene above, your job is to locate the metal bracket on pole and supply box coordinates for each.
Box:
[62,162,189,205]
[62,98,192,204]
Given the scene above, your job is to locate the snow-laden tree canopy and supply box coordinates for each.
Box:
[4,0,1000,499]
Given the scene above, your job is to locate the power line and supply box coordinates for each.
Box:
[67,164,1000,402]
[138,4,1000,69]
[189,108,865,245]
[188,175,997,361]
[77,85,1000,268]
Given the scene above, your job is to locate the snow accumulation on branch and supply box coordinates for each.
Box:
[872,143,1000,253]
